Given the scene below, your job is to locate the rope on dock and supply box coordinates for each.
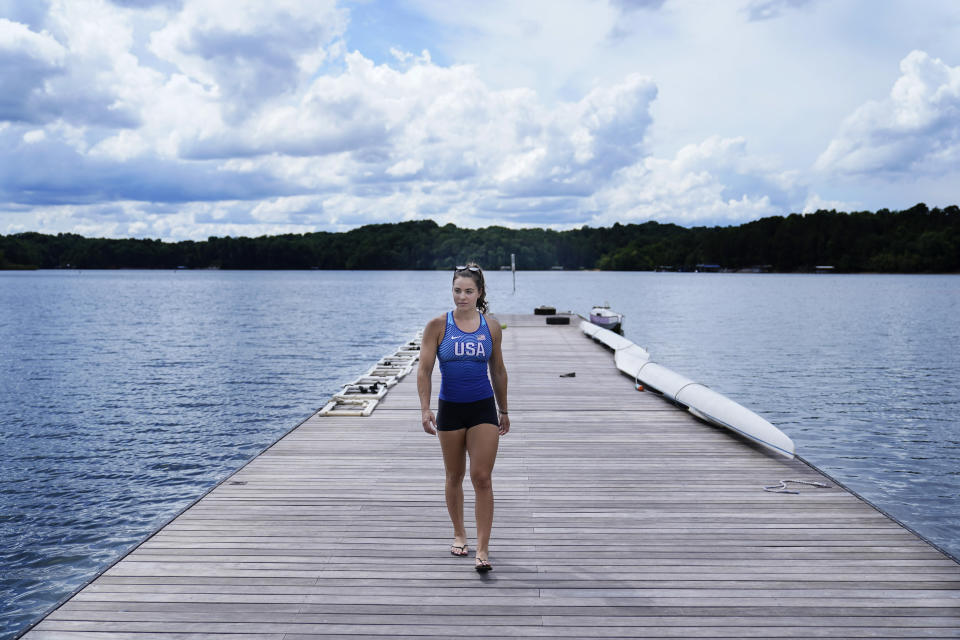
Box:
[763,479,832,494]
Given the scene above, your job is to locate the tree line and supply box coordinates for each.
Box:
[1,203,958,272]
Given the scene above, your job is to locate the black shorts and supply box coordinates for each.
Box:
[436,396,499,431]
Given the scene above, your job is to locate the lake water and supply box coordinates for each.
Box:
[1,270,958,638]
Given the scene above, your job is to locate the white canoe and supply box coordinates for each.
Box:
[581,321,602,338]
[582,322,652,376]
[679,384,795,459]
[614,345,651,377]
[635,360,795,459]
[582,320,794,459]
[582,321,634,350]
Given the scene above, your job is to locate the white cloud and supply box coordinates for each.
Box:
[743,0,815,22]
[568,73,657,171]
[174,51,656,203]
[3,1,960,240]
[0,2,153,128]
[179,51,391,159]
[610,0,667,12]
[249,195,325,224]
[0,17,65,63]
[109,0,183,8]
[0,0,51,29]
[815,50,960,176]
[148,0,347,121]
[0,22,801,238]
[590,136,798,226]
[802,193,858,214]
[386,158,424,178]
[89,129,150,160]
[0,18,67,122]
[0,125,306,208]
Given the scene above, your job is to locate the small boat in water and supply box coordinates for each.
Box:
[589,304,624,333]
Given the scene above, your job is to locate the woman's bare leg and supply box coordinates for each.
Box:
[438,429,468,550]
[466,423,500,562]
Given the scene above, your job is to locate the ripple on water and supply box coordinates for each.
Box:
[1,270,958,640]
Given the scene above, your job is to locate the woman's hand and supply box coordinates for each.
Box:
[498,413,510,436]
[421,409,437,435]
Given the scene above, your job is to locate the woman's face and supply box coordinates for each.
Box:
[452,275,481,311]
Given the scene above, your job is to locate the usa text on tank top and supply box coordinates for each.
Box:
[437,310,494,402]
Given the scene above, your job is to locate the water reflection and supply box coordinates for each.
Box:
[0,270,957,639]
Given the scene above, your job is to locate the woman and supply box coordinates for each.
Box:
[417,263,510,572]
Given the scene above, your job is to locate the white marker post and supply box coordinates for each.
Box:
[511,253,516,293]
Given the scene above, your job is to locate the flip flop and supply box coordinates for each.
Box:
[450,544,468,557]
[475,559,493,572]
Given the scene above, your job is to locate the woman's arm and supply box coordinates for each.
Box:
[487,317,510,435]
[417,316,443,435]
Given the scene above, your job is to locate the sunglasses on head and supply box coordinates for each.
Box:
[455,265,481,272]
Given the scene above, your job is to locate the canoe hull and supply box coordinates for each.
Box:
[581,321,795,459]
[634,360,794,458]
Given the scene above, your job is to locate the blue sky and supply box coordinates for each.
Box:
[1,0,959,240]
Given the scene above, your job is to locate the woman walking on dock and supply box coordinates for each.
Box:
[417,263,510,572]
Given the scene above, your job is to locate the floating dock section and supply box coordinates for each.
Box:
[21,313,960,638]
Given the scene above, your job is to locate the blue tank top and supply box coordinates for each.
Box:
[438,310,494,403]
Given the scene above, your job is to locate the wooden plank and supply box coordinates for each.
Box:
[21,313,960,639]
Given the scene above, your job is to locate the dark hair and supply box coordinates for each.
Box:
[452,262,488,313]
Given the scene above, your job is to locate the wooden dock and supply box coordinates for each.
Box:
[23,314,960,638]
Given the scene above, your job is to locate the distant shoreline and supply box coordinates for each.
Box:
[4,266,959,275]
[3,204,958,273]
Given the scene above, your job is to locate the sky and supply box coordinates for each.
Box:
[1,0,959,241]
